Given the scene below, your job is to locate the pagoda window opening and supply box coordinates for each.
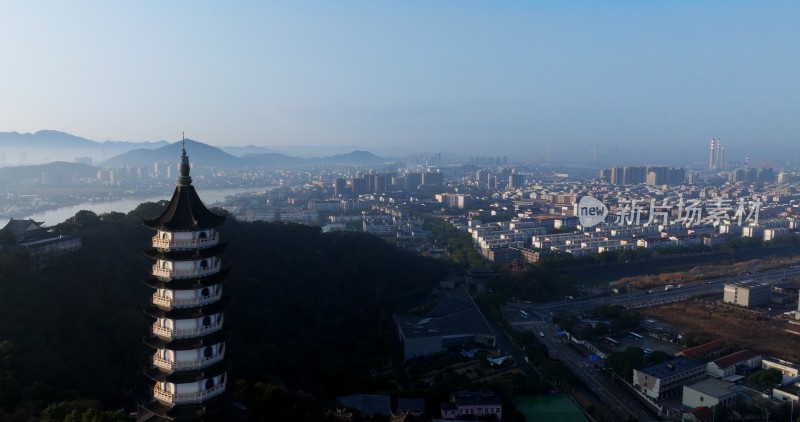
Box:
[201,287,210,298]
[198,231,207,240]
[202,316,212,327]
[204,347,213,358]
[206,379,215,390]
[200,259,209,270]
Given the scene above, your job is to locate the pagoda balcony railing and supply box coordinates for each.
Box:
[152,262,220,279]
[151,233,219,250]
[152,319,223,339]
[152,351,225,372]
[153,380,226,404]
[152,291,221,308]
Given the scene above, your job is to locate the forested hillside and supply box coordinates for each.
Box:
[0,204,449,420]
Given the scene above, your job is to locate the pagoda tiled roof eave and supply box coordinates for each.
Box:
[139,393,230,420]
[144,296,231,318]
[144,327,229,350]
[144,185,226,231]
[143,268,230,289]
[143,242,228,260]
[143,359,228,383]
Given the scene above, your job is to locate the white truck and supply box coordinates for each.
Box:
[664,284,674,291]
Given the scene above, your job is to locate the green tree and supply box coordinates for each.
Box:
[605,347,645,380]
[73,210,100,227]
[0,229,16,246]
[0,341,20,408]
[747,368,783,387]
[646,350,672,365]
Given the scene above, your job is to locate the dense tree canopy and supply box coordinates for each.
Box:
[747,368,783,388]
[0,204,450,419]
[605,347,645,380]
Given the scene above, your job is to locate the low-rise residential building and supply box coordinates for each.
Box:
[764,357,800,377]
[723,280,771,307]
[669,235,701,247]
[682,378,736,409]
[441,390,502,420]
[706,349,761,378]
[762,357,800,384]
[637,237,674,250]
[764,227,790,241]
[773,384,800,403]
[633,357,707,400]
[742,225,764,239]
[676,340,724,362]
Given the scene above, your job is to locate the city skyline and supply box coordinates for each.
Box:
[1,2,798,163]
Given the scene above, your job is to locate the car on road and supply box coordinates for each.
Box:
[539,331,545,337]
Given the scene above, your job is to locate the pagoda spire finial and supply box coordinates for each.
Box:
[177,134,192,186]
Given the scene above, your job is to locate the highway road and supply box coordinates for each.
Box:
[524,265,800,317]
[518,319,658,421]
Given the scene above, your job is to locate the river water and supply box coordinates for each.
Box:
[0,186,271,228]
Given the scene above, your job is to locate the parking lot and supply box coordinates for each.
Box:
[609,331,685,356]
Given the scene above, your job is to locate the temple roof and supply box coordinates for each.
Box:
[1,218,48,242]
[144,147,226,231]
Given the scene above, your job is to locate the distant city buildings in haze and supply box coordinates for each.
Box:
[599,166,686,186]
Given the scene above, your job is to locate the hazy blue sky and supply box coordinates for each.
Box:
[1,2,798,163]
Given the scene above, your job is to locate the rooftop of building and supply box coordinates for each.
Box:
[677,340,724,360]
[1,218,47,242]
[774,383,800,397]
[711,349,759,369]
[725,279,771,289]
[450,390,502,406]
[685,378,735,398]
[685,406,713,421]
[394,285,495,340]
[638,356,704,378]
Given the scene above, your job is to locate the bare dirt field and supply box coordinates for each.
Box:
[557,247,800,285]
[641,301,800,362]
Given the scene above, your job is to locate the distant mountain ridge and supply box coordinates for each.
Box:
[107,141,391,168]
[0,130,168,165]
[0,130,394,169]
[102,139,243,168]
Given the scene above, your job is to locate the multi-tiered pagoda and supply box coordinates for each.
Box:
[138,144,230,421]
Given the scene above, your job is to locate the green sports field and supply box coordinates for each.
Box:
[515,394,589,422]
